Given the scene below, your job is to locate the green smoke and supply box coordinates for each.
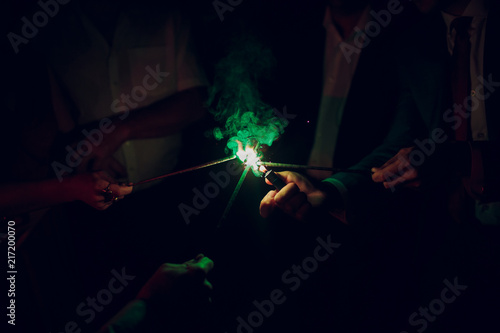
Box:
[208,35,287,175]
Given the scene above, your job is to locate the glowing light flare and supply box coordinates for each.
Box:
[235,143,263,176]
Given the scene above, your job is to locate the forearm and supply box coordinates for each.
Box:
[117,87,207,141]
[98,300,149,333]
[0,178,75,216]
[322,144,397,206]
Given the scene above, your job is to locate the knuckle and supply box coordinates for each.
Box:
[408,169,418,178]
[275,193,285,205]
[160,263,172,271]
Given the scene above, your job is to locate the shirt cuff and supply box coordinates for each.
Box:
[322,178,348,207]
[320,178,348,224]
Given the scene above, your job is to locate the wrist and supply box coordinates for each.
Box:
[318,181,344,212]
[59,175,80,203]
[114,121,131,144]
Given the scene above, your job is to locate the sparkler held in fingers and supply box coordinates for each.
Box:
[256,162,371,175]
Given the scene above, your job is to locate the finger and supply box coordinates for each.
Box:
[274,183,300,206]
[195,253,205,261]
[382,169,419,189]
[203,279,213,290]
[279,191,308,215]
[187,255,214,274]
[275,171,303,185]
[198,257,214,273]
[372,162,400,182]
[372,158,407,183]
[93,193,107,203]
[277,171,317,193]
[265,171,288,187]
[372,170,388,183]
[264,171,299,186]
[94,176,111,192]
[372,147,414,175]
[372,153,400,172]
[109,183,133,197]
[260,190,277,218]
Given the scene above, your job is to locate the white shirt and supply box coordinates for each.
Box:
[46,4,207,188]
[442,0,488,141]
[442,0,499,225]
[307,5,370,180]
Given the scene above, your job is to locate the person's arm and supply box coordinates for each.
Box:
[259,60,425,223]
[118,86,207,140]
[0,172,133,216]
[74,87,207,177]
[98,255,214,333]
[322,53,426,211]
[371,141,500,202]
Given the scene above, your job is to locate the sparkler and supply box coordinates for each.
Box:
[132,155,237,186]
[132,143,369,228]
[217,144,373,226]
[216,143,262,228]
[256,162,370,175]
[217,165,251,228]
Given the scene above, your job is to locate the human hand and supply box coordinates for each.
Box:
[67,171,133,210]
[259,171,326,221]
[371,147,421,190]
[75,124,129,178]
[136,254,214,304]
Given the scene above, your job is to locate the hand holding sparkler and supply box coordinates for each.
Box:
[70,171,134,210]
[260,171,329,221]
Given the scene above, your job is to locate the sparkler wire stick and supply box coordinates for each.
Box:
[132,155,237,186]
[256,162,370,174]
[217,165,251,228]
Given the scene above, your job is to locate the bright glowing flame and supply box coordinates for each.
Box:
[236,142,263,175]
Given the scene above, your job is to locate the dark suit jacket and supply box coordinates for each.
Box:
[326,7,500,206]
[262,1,418,170]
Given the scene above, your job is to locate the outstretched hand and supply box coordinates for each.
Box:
[371,147,421,190]
[136,254,214,304]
